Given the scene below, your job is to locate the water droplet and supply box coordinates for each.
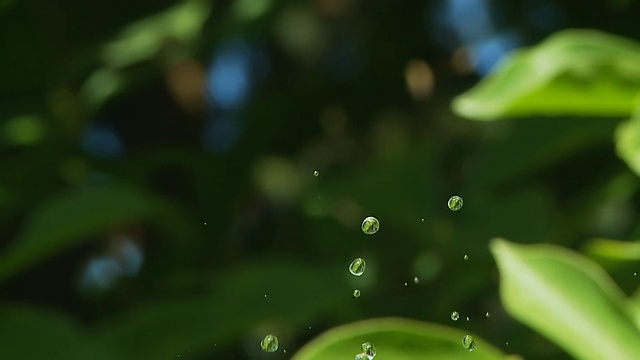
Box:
[361,342,376,358]
[505,341,509,346]
[462,335,475,351]
[353,289,361,298]
[204,222,207,226]
[421,218,425,222]
[448,195,463,211]
[413,276,419,284]
[313,170,319,177]
[485,312,491,318]
[283,349,287,354]
[361,216,380,234]
[404,282,408,286]
[451,311,459,321]
[634,272,637,276]
[261,334,279,352]
[466,316,470,322]
[463,254,469,260]
[349,257,366,276]
[354,353,370,360]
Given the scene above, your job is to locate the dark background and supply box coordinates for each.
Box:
[1,0,639,359]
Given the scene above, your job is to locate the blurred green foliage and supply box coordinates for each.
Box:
[1,0,640,359]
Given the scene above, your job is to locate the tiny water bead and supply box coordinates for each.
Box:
[361,216,380,235]
[261,334,279,352]
[447,195,463,211]
[413,276,419,284]
[466,316,470,322]
[485,312,491,318]
[349,257,366,276]
[313,170,319,177]
[463,254,469,260]
[353,289,361,298]
[451,311,459,321]
[462,335,475,352]
[362,342,376,358]
[354,354,369,360]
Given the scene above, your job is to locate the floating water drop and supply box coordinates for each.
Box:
[354,353,369,360]
[466,316,470,322]
[634,272,637,276]
[353,289,361,298]
[485,312,491,318]
[451,311,459,321]
[463,254,469,260]
[404,282,408,286]
[462,335,475,352]
[361,216,380,234]
[349,257,366,276]
[413,276,419,284]
[361,342,376,358]
[261,334,279,352]
[448,195,463,211]
[313,170,319,177]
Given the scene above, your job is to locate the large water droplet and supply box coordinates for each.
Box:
[349,257,366,276]
[353,289,361,298]
[261,334,279,352]
[462,335,475,352]
[451,311,459,321]
[448,195,463,211]
[361,342,376,358]
[361,216,380,234]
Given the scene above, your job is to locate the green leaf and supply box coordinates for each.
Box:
[615,98,640,177]
[0,306,119,360]
[453,30,640,120]
[584,238,640,262]
[490,239,640,360]
[92,260,349,359]
[292,317,508,360]
[0,184,176,283]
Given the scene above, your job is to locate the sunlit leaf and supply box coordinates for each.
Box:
[615,99,640,177]
[292,317,508,360]
[584,238,640,262]
[491,239,640,360]
[453,30,640,120]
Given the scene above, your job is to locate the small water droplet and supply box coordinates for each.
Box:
[264,294,267,298]
[261,334,279,352]
[451,311,459,321]
[634,272,637,276]
[404,282,408,286]
[421,218,425,222]
[349,258,366,276]
[361,342,376,358]
[448,195,463,211]
[463,254,469,260]
[462,335,475,352]
[204,222,207,226]
[361,216,380,235]
[313,170,319,177]
[466,316,470,322]
[283,349,287,354]
[485,312,491,318]
[505,341,509,346]
[413,276,419,284]
[353,289,361,298]
[354,354,370,360]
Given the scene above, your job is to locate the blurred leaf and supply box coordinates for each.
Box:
[584,238,640,262]
[0,306,119,360]
[615,98,640,177]
[101,0,211,68]
[92,260,349,359]
[453,30,640,120]
[0,184,176,283]
[292,317,508,360]
[491,239,640,360]
[1,114,46,147]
